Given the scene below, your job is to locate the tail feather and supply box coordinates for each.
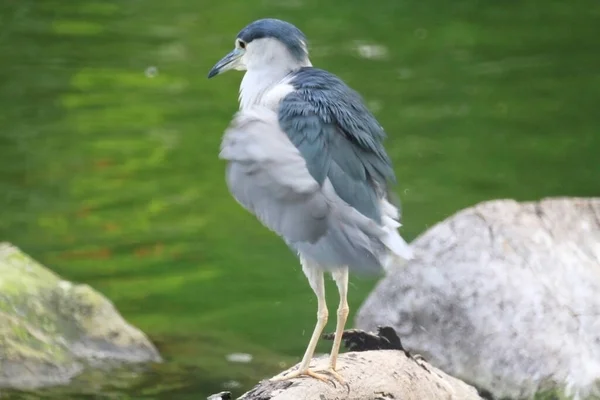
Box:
[379,199,413,270]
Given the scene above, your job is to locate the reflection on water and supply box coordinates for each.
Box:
[1,0,599,398]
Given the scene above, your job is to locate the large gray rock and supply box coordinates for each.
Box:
[357,197,600,400]
[0,242,161,390]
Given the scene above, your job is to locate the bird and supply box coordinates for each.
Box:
[208,18,413,383]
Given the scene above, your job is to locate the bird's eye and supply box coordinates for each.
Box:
[237,40,246,49]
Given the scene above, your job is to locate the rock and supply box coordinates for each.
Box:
[207,392,232,400]
[237,348,483,400]
[322,325,411,354]
[356,197,600,400]
[0,242,161,390]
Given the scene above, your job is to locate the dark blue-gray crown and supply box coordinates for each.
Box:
[236,18,308,61]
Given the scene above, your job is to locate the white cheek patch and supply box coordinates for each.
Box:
[245,38,298,68]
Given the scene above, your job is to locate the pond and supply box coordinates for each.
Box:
[1,0,599,398]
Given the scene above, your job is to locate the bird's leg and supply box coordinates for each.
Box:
[271,261,330,382]
[316,267,349,383]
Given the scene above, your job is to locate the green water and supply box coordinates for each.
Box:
[1,0,599,398]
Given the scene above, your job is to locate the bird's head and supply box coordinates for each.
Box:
[208,18,310,78]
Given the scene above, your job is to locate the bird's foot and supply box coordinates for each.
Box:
[314,367,345,385]
[270,368,330,383]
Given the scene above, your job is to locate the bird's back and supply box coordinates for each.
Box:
[275,67,395,223]
[221,67,413,273]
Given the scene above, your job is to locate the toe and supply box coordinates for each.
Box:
[270,369,331,383]
[329,369,345,384]
[313,367,345,384]
[305,370,331,382]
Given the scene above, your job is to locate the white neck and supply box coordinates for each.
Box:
[238,67,290,110]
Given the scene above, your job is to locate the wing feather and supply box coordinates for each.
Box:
[278,67,396,224]
[219,107,329,243]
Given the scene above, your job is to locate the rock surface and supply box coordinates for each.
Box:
[236,349,483,400]
[356,197,600,400]
[0,242,161,390]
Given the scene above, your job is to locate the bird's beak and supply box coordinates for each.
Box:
[208,48,244,79]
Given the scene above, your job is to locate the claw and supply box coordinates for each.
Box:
[315,367,345,385]
[270,368,331,383]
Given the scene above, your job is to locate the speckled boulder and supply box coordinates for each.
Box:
[357,197,600,400]
[0,242,161,390]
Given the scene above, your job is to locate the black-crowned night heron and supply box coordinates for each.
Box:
[208,18,413,383]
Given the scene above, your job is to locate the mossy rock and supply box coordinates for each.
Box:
[0,242,161,390]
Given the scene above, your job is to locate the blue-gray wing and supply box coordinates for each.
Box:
[219,107,330,243]
[278,67,396,224]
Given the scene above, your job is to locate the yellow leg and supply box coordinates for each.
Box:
[317,267,349,383]
[271,260,330,382]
